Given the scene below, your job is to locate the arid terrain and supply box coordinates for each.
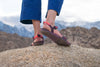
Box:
[0,27,100,67]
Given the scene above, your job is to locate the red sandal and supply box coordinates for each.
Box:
[41,21,71,46]
[31,34,44,46]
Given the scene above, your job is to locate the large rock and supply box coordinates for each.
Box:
[0,43,100,67]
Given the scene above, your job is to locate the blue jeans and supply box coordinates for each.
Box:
[20,0,64,24]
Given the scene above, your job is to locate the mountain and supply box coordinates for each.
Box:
[0,31,32,52]
[0,43,100,67]
[0,16,100,38]
[0,20,66,37]
[0,21,33,37]
[0,26,100,52]
[57,21,100,29]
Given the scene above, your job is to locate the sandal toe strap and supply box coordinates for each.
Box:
[53,26,58,29]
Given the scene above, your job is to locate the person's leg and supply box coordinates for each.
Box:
[32,20,43,42]
[20,0,43,44]
[41,0,71,46]
[43,10,62,37]
[43,0,64,37]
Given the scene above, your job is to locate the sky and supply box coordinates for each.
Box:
[0,0,100,22]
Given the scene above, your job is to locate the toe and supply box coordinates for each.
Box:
[54,30,63,37]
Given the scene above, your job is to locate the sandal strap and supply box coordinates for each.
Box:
[53,26,58,29]
[33,34,43,40]
[43,21,58,33]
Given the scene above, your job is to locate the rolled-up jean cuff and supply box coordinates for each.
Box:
[20,0,41,24]
[48,9,60,16]
[20,19,41,24]
[20,16,41,24]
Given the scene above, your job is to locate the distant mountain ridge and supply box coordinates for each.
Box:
[0,21,66,37]
[0,21,33,37]
[0,19,100,37]
[57,21,100,29]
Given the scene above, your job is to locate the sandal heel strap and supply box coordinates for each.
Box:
[43,21,51,25]
[33,34,43,40]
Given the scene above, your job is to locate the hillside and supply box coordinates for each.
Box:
[0,26,100,67]
[45,27,100,49]
[0,26,100,52]
[0,21,33,37]
[0,43,100,67]
[0,31,32,52]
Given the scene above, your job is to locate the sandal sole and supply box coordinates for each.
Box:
[41,28,71,46]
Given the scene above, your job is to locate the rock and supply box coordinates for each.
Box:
[0,43,100,67]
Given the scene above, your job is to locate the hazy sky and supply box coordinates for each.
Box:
[0,0,100,22]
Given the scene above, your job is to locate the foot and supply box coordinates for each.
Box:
[33,34,43,42]
[43,22,63,37]
[31,34,44,46]
[41,21,71,46]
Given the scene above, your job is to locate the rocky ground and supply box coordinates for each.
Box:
[0,27,100,67]
[0,43,100,67]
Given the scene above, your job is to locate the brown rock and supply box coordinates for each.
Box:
[0,43,100,67]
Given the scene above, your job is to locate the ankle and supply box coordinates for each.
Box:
[34,32,42,36]
[45,20,55,26]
